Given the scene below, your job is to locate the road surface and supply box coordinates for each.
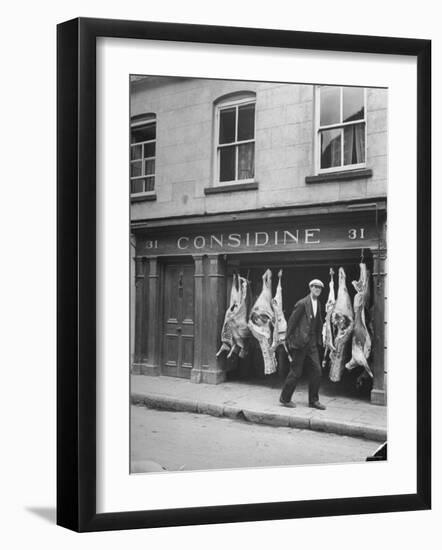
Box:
[131,405,380,472]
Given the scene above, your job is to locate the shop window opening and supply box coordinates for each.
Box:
[223,253,374,401]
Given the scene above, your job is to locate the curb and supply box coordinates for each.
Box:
[131,392,386,442]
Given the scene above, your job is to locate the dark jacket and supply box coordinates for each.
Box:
[286,295,323,350]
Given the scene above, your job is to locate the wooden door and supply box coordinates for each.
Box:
[162,263,195,378]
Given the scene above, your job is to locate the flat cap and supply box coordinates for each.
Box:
[309,278,324,288]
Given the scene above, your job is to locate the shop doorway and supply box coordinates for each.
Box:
[224,250,374,399]
[161,262,195,378]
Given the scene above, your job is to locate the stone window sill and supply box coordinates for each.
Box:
[204,182,258,195]
[130,192,157,203]
[305,168,373,184]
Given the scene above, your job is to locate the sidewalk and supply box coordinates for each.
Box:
[131,374,387,442]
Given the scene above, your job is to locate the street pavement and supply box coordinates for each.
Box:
[131,374,387,442]
[131,405,380,472]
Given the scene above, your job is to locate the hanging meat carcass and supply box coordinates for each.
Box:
[354,276,375,388]
[345,263,373,378]
[216,273,241,358]
[329,267,354,382]
[216,273,251,359]
[322,268,336,368]
[248,269,277,375]
[227,275,251,358]
[270,269,287,354]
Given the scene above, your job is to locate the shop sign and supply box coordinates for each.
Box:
[137,219,378,256]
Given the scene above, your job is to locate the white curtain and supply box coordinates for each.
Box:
[238,143,254,179]
[344,123,365,165]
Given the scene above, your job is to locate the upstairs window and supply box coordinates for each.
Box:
[130,115,156,194]
[215,95,255,184]
[317,86,366,172]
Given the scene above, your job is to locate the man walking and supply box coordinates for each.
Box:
[279,279,327,410]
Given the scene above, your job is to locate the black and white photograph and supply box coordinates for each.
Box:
[129,76,388,473]
[0,0,436,543]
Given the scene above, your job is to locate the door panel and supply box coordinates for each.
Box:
[182,275,195,322]
[164,333,179,367]
[182,336,194,370]
[162,263,195,378]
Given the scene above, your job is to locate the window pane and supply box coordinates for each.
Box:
[343,87,364,123]
[219,146,236,181]
[320,129,341,169]
[344,123,365,165]
[238,103,255,141]
[131,178,144,194]
[131,123,156,143]
[144,142,155,158]
[145,159,155,175]
[219,108,236,144]
[131,144,142,160]
[320,87,340,126]
[131,162,142,177]
[145,176,155,192]
[238,143,254,179]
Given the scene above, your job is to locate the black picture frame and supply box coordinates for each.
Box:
[57,17,431,532]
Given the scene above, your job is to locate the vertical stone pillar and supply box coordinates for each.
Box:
[132,256,146,373]
[206,254,227,383]
[130,234,136,365]
[371,247,387,405]
[191,255,205,383]
[144,256,160,376]
[191,254,227,384]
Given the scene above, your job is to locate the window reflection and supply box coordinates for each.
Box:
[343,87,365,123]
[320,87,340,126]
[320,128,341,169]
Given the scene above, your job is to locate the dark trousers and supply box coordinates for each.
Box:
[280,342,322,404]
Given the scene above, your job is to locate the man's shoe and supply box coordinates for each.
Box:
[309,401,326,410]
[280,400,296,408]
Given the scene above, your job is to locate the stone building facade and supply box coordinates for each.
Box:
[130,76,388,405]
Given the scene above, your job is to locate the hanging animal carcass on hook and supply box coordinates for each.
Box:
[228,275,251,358]
[248,269,277,375]
[329,267,354,382]
[270,269,287,354]
[322,268,336,368]
[216,273,251,359]
[216,273,239,358]
[345,262,373,378]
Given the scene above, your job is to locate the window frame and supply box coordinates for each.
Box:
[315,86,367,175]
[214,95,256,186]
[130,115,157,197]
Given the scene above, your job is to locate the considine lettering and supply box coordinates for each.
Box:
[175,229,321,250]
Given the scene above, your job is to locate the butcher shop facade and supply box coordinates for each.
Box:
[131,200,387,405]
[129,76,388,405]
